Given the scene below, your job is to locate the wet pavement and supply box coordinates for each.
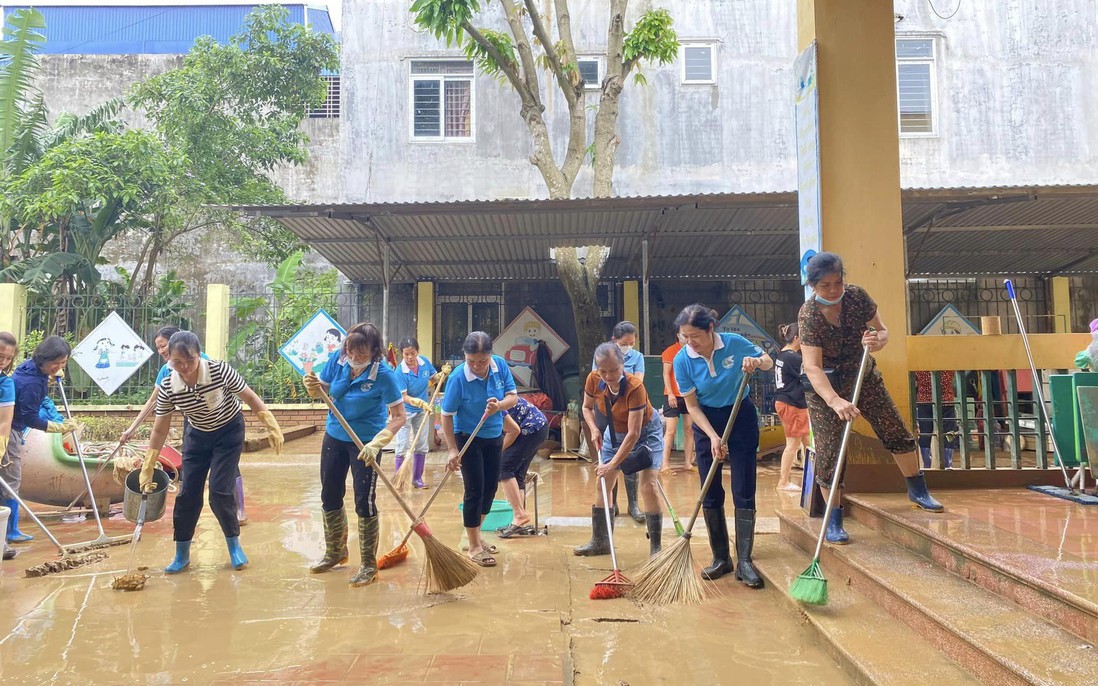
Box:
[0,435,850,685]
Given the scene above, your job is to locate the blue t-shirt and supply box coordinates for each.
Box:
[319,351,403,443]
[441,354,517,439]
[674,332,764,408]
[0,374,14,408]
[155,353,210,385]
[591,347,645,375]
[507,396,547,436]
[396,355,437,414]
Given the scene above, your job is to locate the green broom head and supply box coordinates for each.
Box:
[789,558,828,606]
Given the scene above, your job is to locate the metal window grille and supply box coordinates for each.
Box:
[896,38,935,134]
[907,277,1051,334]
[578,59,600,89]
[308,76,340,119]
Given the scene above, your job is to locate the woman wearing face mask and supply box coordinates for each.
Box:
[591,321,645,523]
[798,252,943,546]
[0,331,20,559]
[660,328,695,472]
[393,337,449,489]
[774,323,810,491]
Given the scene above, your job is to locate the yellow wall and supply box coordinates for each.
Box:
[623,280,640,347]
[416,281,435,358]
[1051,276,1071,333]
[205,284,230,360]
[907,333,1090,371]
[0,283,27,343]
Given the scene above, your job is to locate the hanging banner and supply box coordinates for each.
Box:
[717,306,780,358]
[495,307,570,387]
[795,41,822,299]
[919,304,980,336]
[71,311,155,395]
[279,309,346,377]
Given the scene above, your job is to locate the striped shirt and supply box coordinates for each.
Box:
[155,360,247,432]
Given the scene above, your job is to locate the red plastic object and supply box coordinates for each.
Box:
[159,445,183,471]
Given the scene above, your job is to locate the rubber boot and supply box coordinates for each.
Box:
[625,472,644,523]
[310,508,349,573]
[733,508,763,589]
[412,452,427,489]
[393,455,404,475]
[573,506,611,556]
[226,536,248,570]
[700,508,733,580]
[4,498,33,543]
[350,516,379,586]
[234,475,248,526]
[825,506,849,544]
[165,540,191,574]
[645,512,662,556]
[3,542,16,560]
[906,473,945,512]
[611,482,620,518]
[920,446,932,469]
[942,448,955,470]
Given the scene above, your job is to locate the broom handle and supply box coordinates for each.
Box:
[55,376,109,539]
[66,391,155,508]
[406,376,446,460]
[810,343,873,562]
[599,476,622,571]
[0,473,67,554]
[655,477,685,536]
[318,388,421,524]
[684,373,753,534]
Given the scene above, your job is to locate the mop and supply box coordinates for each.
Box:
[1005,279,1098,505]
[789,343,871,606]
[112,489,149,592]
[590,476,632,599]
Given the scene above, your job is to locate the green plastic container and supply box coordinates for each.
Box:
[458,499,513,530]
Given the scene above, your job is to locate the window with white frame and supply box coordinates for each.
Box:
[679,43,716,84]
[896,38,936,135]
[577,58,601,90]
[410,60,474,140]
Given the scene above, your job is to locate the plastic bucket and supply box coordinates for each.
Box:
[0,506,9,542]
[457,499,514,530]
[124,468,170,524]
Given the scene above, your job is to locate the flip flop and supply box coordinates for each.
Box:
[470,550,497,567]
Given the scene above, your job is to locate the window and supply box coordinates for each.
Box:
[308,75,340,119]
[577,58,601,90]
[410,60,475,140]
[679,43,716,84]
[437,294,502,362]
[896,38,936,135]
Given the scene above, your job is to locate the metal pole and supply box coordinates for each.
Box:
[381,241,391,344]
[642,238,651,355]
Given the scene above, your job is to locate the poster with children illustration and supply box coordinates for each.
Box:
[495,307,570,386]
[71,311,155,395]
[279,309,346,378]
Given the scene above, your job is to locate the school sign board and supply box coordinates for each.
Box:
[717,306,780,358]
[71,312,155,395]
[279,309,346,377]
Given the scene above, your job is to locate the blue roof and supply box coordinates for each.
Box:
[3,4,336,55]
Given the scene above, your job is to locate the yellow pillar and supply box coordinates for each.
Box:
[416,281,435,359]
[205,284,230,360]
[1051,276,1071,333]
[799,0,911,420]
[0,283,27,343]
[623,280,640,348]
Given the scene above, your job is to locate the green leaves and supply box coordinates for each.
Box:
[623,8,679,67]
[411,0,482,47]
[463,28,516,83]
[0,8,46,161]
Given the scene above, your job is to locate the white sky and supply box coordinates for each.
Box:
[5,1,343,30]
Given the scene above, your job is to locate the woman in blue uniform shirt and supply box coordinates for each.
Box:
[393,337,449,489]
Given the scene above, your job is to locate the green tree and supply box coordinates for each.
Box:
[410,0,677,364]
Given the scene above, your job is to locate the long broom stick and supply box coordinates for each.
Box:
[393,375,447,491]
[789,343,872,606]
[590,476,632,599]
[655,477,686,537]
[630,373,753,605]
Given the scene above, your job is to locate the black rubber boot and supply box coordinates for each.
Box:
[573,505,611,556]
[700,507,733,580]
[645,512,663,556]
[733,508,764,589]
[625,472,644,523]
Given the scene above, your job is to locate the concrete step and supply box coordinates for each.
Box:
[844,492,1098,644]
[755,536,982,686]
[777,510,1098,686]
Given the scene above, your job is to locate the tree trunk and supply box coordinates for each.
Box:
[554,246,608,374]
[592,0,629,198]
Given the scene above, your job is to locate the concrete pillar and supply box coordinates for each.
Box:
[798,0,912,419]
[623,280,640,348]
[1051,276,1071,333]
[205,284,231,361]
[416,281,435,359]
[0,283,27,343]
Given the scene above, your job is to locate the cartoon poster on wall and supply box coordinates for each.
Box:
[495,307,570,387]
[71,311,155,395]
[919,304,980,336]
[279,309,346,377]
[717,306,780,358]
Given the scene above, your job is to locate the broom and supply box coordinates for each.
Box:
[789,342,872,606]
[655,477,686,537]
[392,375,446,491]
[590,476,633,599]
[318,389,479,593]
[629,373,752,605]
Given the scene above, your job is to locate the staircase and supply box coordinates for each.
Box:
[757,490,1098,686]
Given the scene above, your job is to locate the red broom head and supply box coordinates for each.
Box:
[589,584,630,600]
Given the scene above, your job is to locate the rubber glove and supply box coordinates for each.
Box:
[408,396,432,412]
[258,410,283,455]
[440,364,452,376]
[46,418,78,434]
[357,428,394,465]
[139,447,160,493]
[303,372,323,399]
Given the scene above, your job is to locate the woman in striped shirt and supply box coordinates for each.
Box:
[139,331,284,574]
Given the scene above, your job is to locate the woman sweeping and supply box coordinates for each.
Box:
[0,331,20,560]
[138,331,284,573]
[798,252,943,546]
[661,329,696,473]
[576,343,665,558]
[303,323,406,586]
[441,332,517,567]
[591,321,645,523]
[393,337,448,489]
[774,323,810,491]
[496,395,549,538]
[673,305,772,588]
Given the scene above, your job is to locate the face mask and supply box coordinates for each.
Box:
[815,291,844,306]
[617,344,633,356]
[348,359,370,371]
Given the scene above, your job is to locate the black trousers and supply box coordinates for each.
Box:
[499,425,548,490]
[692,398,760,511]
[174,412,245,542]
[320,434,379,517]
[457,433,504,528]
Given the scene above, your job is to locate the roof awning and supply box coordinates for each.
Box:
[230,185,1098,282]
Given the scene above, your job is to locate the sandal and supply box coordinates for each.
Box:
[461,543,498,553]
[470,550,497,567]
[498,523,535,539]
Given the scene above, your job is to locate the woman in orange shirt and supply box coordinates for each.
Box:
[660,329,695,472]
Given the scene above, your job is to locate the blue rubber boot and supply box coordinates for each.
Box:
[226,536,248,570]
[942,448,955,470]
[4,498,34,543]
[920,447,932,469]
[825,506,849,545]
[906,473,944,512]
[165,540,191,574]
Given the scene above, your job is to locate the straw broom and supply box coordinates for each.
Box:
[590,476,633,599]
[393,373,447,491]
[629,373,752,605]
[789,343,872,606]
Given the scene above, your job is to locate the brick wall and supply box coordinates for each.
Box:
[73,404,328,431]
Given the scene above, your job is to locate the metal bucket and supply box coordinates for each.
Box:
[124,468,169,524]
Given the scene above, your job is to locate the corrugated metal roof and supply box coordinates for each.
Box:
[231,185,1098,282]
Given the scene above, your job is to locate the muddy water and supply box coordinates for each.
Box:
[1,437,852,684]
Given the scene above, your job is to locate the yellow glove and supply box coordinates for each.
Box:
[258,410,283,455]
[440,364,452,377]
[303,372,323,399]
[139,447,160,493]
[46,419,78,434]
[408,396,432,412]
[56,368,65,379]
[357,428,394,465]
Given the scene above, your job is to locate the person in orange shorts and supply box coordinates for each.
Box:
[660,328,695,472]
[774,323,810,491]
